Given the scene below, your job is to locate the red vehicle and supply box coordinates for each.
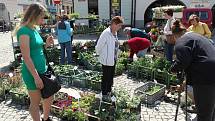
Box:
[182,8,213,29]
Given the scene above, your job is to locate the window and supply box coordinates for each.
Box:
[199,11,208,20]
[186,11,209,20]
[88,0,98,15]
[67,6,70,14]
[110,0,121,19]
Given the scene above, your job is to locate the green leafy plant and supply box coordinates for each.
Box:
[145,85,161,95]
[14,12,23,19]
[73,111,87,121]
[69,13,80,19]
[79,51,102,71]
[115,63,125,76]
[114,88,141,110]
[88,14,98,20]
[53,65,75,76]
[153,57,171,71]
[62,109,74,120]
[46,47,60,65]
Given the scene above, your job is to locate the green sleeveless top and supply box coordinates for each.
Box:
[17,26,47,88]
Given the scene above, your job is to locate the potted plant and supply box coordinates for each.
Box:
[134,81,166,105]
[88,14,98,28]
[115,63,124,76]
[61,109,74,121]
[90,75,101,91]
[73,111,87,121]
[69,13,80,19]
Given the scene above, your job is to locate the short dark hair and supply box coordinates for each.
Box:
[172,19,186,34]
[123,40,128,46]
[164,9,173,17]
[111,16,124,25]
[62,15,69,20]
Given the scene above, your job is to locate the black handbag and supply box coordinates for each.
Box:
[39,46,61,99]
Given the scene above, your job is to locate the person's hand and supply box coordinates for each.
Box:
[176,84,184,92]
[35,76,44,89]
[46,35,54,48]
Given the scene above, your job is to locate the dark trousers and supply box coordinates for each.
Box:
[193,84,215,121]
[101,65,115,95]
[164,41,174,63]
[59,41,72,64]
[71,35,73,42]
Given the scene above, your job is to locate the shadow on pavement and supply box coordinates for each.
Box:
[0,63,12,73]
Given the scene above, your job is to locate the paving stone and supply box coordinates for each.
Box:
[142,114,150,118]
[155,115,162,119]
[0,119,5,121]
[149,118,158,121]
[6,116,15,119]
[159,109,167,113]
[142,117,150,121]
[161,116,170,120]
[141,109,148,113]
[156,119,163,121]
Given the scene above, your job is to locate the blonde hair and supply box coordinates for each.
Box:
[13,3,47,35]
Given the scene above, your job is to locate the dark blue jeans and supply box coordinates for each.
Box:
[164,41,174,63]
[59,41,72,64]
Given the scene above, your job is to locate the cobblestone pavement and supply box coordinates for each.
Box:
[0,32,197,121]
[0,32,14,71]
[0,99,60,121]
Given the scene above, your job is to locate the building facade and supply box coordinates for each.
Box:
[0,0,22,22]
[73,0,132,26]
[73,0,215,28]
[0,0,45,23]
[1,0,215,28]
[0,0,74,21]
[45,0,74,15]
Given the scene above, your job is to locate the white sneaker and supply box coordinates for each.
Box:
[111,95,116,102]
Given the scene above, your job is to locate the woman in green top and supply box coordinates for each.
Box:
[15,3,54,121]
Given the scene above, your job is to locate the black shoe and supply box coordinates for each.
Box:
[102,95,111,102]
[42,117,52,121]
[185,106,197,114]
